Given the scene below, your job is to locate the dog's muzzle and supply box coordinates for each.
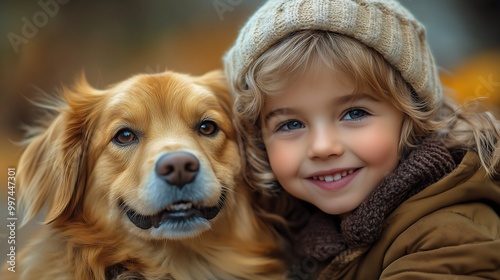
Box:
[122,151,226,230]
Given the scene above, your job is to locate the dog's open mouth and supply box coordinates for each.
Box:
[121,194,226,230]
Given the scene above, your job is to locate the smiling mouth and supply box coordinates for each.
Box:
[310,168,361,182]
[121,193,226,230]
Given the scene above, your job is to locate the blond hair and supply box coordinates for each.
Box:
[233,30,500,192]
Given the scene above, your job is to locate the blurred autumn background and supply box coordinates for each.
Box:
[1,0,499,265]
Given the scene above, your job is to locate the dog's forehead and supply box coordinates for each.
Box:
[106,72,215,108]
[106,75,143,107]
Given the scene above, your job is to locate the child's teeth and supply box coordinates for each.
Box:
[313,169,356,181]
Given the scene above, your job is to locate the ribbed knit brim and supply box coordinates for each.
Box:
[224,0,442,109]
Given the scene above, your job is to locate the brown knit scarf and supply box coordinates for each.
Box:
[293,136,457,261]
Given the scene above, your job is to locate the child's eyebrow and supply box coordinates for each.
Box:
[264,108,295,124]
[335,93,380,105]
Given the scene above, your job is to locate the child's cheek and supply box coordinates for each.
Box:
[352,128,400,175]
[266,140,299,180]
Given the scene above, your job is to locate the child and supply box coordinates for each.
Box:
[224,0,500,279]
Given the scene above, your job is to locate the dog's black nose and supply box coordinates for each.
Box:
[155,152,200,188]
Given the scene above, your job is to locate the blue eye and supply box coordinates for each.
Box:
[277,120,304,132]
[342,109,368,120]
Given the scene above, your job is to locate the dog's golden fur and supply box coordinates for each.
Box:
[6,70,284,280]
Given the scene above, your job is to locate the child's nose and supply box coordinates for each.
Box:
[307,127,344,160]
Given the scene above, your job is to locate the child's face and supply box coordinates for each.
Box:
[260,69,404,215]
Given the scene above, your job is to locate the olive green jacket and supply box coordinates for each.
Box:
[320,151,500,279]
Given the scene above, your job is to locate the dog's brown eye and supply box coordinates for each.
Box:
[113,129,137,145]
[198,120,218,136]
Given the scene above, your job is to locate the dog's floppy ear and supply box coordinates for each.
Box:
[196,70,233,118]
[19,75,105,226]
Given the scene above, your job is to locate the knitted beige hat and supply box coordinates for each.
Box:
[224,0,442,108]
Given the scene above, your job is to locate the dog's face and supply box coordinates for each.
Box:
[19,70,240,240]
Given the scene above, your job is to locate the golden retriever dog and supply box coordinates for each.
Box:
[7,70,284,280]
